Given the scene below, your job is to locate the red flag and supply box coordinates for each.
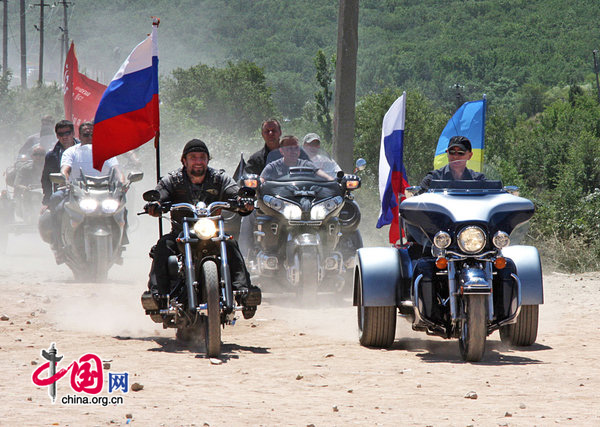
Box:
[63,42,107,137]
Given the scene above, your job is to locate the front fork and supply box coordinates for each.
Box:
[217,217,234,312]
[182,218,235,313]
[448,260,494,324]
[182,221,197,311]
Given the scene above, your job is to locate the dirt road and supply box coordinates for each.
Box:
[2,228,599,426]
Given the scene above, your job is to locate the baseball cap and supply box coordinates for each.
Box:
[302,133,321,145]
[447,135,472,152]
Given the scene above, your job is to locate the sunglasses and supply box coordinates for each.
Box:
[81,132,93,137]
[57,130,73,137]
[447,150,466,156]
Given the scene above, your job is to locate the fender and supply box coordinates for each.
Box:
[502,245,544,305]
[353,247,412,306]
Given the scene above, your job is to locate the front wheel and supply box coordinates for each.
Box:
[296,247,319,304]
[356,270,396,347]
[500,304,539,346]
[202,261,221,357]
[458,294,488,362]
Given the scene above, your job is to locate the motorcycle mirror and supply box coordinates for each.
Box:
[504,185,520,196]
[127,171,144,183]
[143,189,161,202]
[405,186,421,198]
[49,173,66,185]
[355,158,367,171]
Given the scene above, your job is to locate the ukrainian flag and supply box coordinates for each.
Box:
[434,97,486,172]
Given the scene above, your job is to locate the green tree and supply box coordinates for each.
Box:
[314,50,334,144]
[162,61,277,137]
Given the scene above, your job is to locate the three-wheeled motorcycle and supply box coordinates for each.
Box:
[354,179,543,362]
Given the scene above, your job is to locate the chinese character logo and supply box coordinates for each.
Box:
[31,343,128,404]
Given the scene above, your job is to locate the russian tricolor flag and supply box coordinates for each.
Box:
[93,22,160,170]
[376,92,409,245]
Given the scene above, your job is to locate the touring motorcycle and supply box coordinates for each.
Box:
[245,158,365,299]
[48,170,143,282]
[140,186,257,357]
[354,179,543,362]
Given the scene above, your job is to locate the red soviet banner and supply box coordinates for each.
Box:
[63,42,107,137]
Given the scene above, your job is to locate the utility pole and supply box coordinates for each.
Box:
[333,0,359,172]
[2,0,7,77]
[454,83,464,108]
[33,0,49,85]
[58,27,64,82]
[593,50,600,104]
[59,0,69,61]
[19,0,25,88]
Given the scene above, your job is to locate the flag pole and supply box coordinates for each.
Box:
[154,130,162,237]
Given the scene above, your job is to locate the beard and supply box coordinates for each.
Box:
[188,166,206,177]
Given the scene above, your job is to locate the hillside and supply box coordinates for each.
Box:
[2,0,598,116]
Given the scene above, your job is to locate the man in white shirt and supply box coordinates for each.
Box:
[60,122,120,181]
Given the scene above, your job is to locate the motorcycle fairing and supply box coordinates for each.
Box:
[501,245,544,305]
[400,191,535,239]
[353,247,412,307]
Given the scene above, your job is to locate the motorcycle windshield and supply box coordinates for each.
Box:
[260,179,343,202]
[400,180,535,238]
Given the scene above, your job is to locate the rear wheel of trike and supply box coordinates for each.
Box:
[202,260,222,358]
[356,269,396,348]
[500,304,539,347]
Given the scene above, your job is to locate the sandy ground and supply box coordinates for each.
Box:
[1,222,600,427]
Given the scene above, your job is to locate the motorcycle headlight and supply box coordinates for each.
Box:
[493,231,510,248]
[193,218,217,240]
[457,226,486,254]
[310,196,343,220]
[79,198,98,214]
[264,195,302,220]
[282,203,302,220]
[433,231,451,249]
[101,198,119,214]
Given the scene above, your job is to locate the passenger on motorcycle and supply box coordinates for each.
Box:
[260,135,333,182]
[60,122,122,182]
[145,139,261,314]
[302,133,341,178]
[40,120,79,261]
[420,136,486,190]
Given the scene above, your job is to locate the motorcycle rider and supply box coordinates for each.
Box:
[420,136,486,189]
[261,135,333,182]
[145,139,261,318]
[408,136,487,259]
[14,145,45,197]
